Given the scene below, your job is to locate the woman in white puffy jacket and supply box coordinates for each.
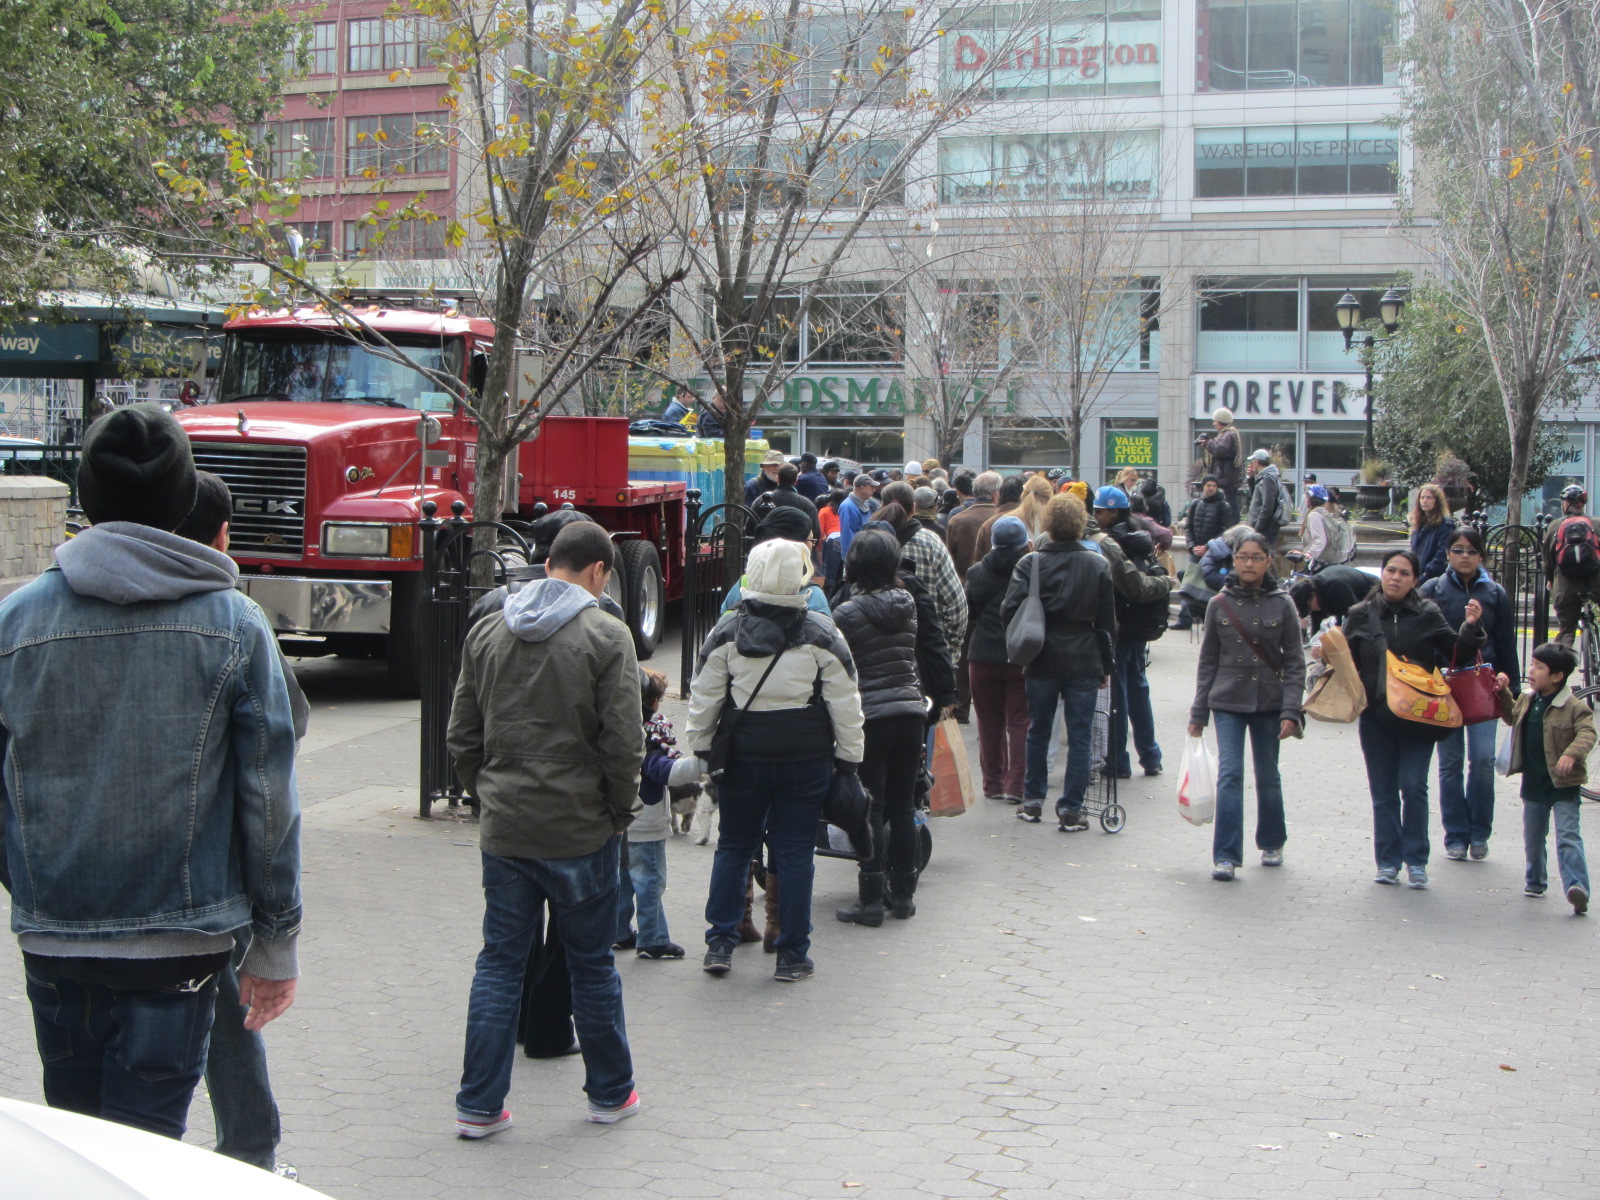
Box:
[682,538,865,983]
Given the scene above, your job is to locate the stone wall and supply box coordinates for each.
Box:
[0,477,70,599]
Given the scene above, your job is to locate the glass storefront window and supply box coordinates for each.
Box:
[1241,426,1297,469]
[1198,0,1394,91]
[939,130,1160,204]
[1304,430,1365,478]
[988,424,1074,468]
[1196,277,1299,370]
[1305,277,1387,368]
[807,419,903,467]
[1193,123,1398,198]
[753,421,796,454]
[942,1,1163,99]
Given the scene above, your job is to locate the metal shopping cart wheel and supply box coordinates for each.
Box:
[1099,803,1126,833]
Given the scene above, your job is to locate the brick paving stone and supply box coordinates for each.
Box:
[3,630,1600,1198]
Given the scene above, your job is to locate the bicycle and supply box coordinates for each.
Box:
[1580,597,1600,692]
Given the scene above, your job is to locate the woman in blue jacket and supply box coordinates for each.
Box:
[1418,523,1519,862]
[1409,483,1457,583]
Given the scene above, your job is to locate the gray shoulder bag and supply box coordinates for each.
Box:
[1005,552,1046,666]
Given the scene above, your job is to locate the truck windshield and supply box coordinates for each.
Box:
[220,332,464,410]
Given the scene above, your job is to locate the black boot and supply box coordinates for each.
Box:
[836,871,886,927]
[885,870,918,919]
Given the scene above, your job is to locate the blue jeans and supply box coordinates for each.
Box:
[1438,721,1497,849]
[1359,713,1437,871]
[457,841,633,1118]
[615,838,670,947]
[23,958,219,1139]
[205,932,279,1169]
[1211,710,1286,867]
[1524,799,1590,894]
[707,758,830,956]
[1024,675,1099,814]
[1110,641,1162,775]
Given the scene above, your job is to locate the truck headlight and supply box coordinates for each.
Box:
[322,523,414,558]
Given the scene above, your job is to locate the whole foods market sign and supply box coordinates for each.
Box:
[1192,374,1368,421]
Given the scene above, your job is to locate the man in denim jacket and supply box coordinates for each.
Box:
[0,404,301,1140]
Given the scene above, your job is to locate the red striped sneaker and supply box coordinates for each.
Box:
[586,1090,641,1123]
[456,1109,512,1139]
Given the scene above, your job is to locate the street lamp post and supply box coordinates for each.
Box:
[1335,286,1407,462]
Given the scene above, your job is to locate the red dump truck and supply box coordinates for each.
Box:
[174,301,688,694]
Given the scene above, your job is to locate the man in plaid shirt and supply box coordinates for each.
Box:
[879,482,967,648]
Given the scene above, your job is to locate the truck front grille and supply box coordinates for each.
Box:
[190,442,308,558]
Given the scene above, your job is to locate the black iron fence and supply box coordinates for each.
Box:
[1481,519,1549,676]
[417,499,533,819]
[677,490,755,698]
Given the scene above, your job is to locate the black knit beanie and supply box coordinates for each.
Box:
[78,403,198,531]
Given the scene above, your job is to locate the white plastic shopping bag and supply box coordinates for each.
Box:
[1494,724,1514,776]
[1175,735,1218,826]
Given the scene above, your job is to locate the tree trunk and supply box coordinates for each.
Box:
[469,251,534,584]
[720,403,751,588]
[1506,394,1537,526]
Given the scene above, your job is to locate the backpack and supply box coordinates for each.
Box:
[1319,510,1356,566]
[1110,532,1171,642]
[1277,478,1296,524]
[1556,516,1600,581]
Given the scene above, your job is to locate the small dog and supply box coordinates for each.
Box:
[670,780,718,844]
[669,782,704,837]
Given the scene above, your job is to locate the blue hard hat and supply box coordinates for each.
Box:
[1093,485,1130,510]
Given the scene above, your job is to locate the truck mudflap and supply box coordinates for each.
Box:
[241,576,394,636]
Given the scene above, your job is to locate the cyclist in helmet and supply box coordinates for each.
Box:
[1544,484,1600,646]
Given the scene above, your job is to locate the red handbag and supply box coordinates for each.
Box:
[1445,650,1502,725]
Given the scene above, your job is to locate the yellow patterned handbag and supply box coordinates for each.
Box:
[1385,651,1463,729]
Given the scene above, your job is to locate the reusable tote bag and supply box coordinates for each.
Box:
[1175,736,1217,826]
[928,717,976,817]
[1005,553,1046,667]
[1303,627,1366,724]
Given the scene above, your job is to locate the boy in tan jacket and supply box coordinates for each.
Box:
[1496,643,1597,913]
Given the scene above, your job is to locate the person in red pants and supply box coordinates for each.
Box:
[962,516,1033,802]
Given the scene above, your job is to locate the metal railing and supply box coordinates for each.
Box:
[417,500,532,819]
[677,490,754,698]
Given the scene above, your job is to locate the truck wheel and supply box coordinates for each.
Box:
[386,573,426,699]
[619,540,664,659]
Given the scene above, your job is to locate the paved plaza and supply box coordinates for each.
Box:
[2,621,1597,1199]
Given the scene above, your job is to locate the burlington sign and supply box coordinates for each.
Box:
[1192,373,1369,421]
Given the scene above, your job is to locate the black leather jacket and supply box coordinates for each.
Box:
[999,540,1117,681]
[964,543,1030,667]
[832,588,925,723]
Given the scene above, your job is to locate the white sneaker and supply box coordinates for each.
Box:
[1261,849,1283,867]
[1407,866,1429,890]
[1211,862,1236,881]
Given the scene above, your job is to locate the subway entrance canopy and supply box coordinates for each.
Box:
[0,291,226,429]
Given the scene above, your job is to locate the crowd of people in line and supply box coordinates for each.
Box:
[1,403,1592,1163]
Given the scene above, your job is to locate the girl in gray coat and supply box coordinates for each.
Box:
[1188,532,1307,881]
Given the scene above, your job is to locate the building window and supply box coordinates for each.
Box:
[1196,275,1391,370]
[987,424,1074,468]
[346,114,448,176]
[284,21,337,75]
[1305,429,1365,477]
[943,1,1162,99]
[254,119,336,180]
[1194,123,1398,197]
[286,221,338,261]
[729,140,905,208]
[344,217,448,260]
[940,131,1159,204]
[1197,0,1394,91]
[806,419,904,467]
[347,17,439,73]
[732,287,904,366]
[730,15,910,110]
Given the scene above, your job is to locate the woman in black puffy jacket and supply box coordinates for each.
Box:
[830,527,951,925]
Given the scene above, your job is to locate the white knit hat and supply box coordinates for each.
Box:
[744,538,813,597]
[1211,407,1234,425]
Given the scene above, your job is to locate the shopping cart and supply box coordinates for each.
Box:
[1080,682,1126,833]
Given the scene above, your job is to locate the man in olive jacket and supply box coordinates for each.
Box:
[449,522,645,1136]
